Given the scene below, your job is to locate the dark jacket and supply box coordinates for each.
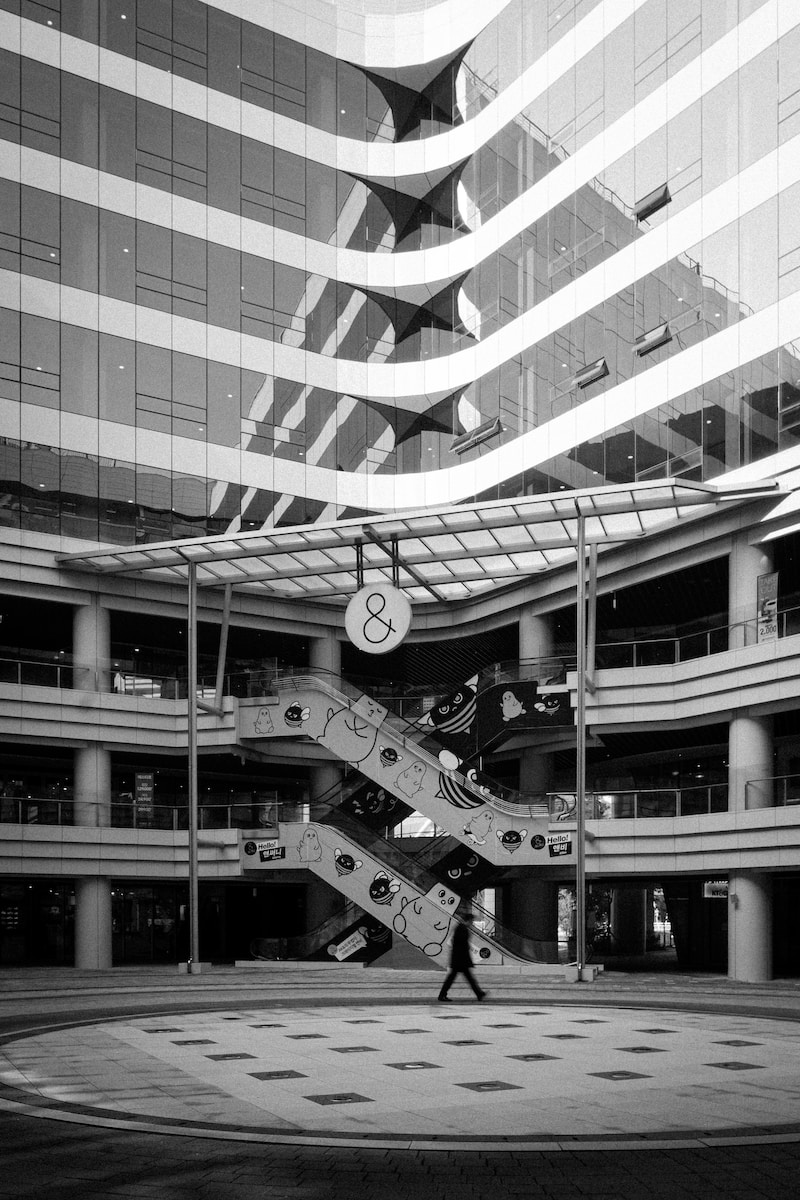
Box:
[450,920,474,969]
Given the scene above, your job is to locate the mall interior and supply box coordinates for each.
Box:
[2,0,800,981]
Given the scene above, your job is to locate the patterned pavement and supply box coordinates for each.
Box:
[3,969,800,1149]
[4,967,800,1199]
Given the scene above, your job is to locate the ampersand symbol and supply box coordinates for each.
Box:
[362,591,395,644]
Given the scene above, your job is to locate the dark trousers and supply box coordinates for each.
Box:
[438,965,484,999]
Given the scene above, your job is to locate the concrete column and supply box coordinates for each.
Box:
[74,745,112,827]
[502,877,559,962]
[73,597,111,692]
[728,870,772,981]
[729,536,773,650]
[520,748,552,796]
[309,632,341,679]
[610,886,647,955]
[519,607,554,663]
[310,761,342,809]
[306,877,344,935]
[729,713,773,812]
[74,877,112,969]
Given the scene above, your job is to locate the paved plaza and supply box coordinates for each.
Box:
[3,965,800,1197]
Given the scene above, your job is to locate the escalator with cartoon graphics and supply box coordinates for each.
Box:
[238,672,577,871]
[246,799,560,969]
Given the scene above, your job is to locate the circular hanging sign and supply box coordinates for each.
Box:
[345,583,412,654]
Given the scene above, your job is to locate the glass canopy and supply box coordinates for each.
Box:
[58,479,780,604]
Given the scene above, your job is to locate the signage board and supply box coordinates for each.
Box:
[135,772,155,825]
[757,571,779,643]
[345,583,411,654]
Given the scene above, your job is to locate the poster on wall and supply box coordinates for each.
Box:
[757,572,779,643]
[135,772,154,826]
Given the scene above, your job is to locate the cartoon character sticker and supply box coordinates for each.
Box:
[464,809,493,845]
[392,895,452,957]
[425,883,459,912]
[436,771,484,810]
[501,690,527,722]
[534,694,563,716]
[496,828,528,854]
[284,702,311,728]
[368,871,401,906]
[416,675,478,736]
[318,695,386,765]
[254,707,274,735]
[379,746,402,768]
[298,827,322,862]
[395,761,426,799]
[334,848,363,877]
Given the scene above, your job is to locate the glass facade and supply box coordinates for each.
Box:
[0,0,798,535]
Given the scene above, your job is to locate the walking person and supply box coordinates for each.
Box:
[437,911,487,1002]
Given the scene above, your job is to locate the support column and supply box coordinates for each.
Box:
[306,877,344,934]
[519,606,555,802]
[74,877,112,969]
[73,597,111,692]
[729,535,773,650]
[729,713,773,812]
[309,632,341,680]
[728,870,772,981]
[309,634,343,809]
[74,745,111,828]
[610,886,647,955]
[519,607,554,664]
[503,877,559,962]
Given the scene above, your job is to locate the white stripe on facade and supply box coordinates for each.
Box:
[0,0,650,183]
[1,0,791,297]
[4,128,799,404]
[9,286,800,514]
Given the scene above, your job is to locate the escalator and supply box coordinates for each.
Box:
[238,670,576,869]
[248,797,560,970]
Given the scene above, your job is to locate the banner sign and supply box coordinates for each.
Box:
[135,772,154,825]
[242,837,286,866]
[417,674,572,760]
[757,571,779,643]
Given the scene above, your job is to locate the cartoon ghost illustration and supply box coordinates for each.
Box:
[464,809,493,845]
[392,895,452,957]
[501,690,527,722]
[298,827,322,862]
[369,871,401,906]
[319,701,382,764]
[496,828,528,854]
[416,675,478,736]
[284,702,311,728]
[254,707,274,735]
[395,761,426,799]
[334,848,362,877]
[379,746,402,768]
[426,884,458,912]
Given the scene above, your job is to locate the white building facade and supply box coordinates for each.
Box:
[2,0,800,978]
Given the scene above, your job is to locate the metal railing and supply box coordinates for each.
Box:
[745,774,800,810]
[583,784,728,820]
[6,597,800,704]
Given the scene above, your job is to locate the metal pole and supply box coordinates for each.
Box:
[213,584,232,708]
[575,515,587,975]
[187,561,200,971]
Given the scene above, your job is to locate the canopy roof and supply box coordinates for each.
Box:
[57,479,780,605]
